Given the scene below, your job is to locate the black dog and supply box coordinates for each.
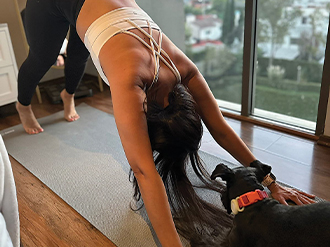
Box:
[211,162,330,247]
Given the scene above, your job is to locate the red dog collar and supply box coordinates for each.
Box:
[231,189,268,215]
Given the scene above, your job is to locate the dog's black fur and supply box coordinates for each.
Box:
[211,162,330,247]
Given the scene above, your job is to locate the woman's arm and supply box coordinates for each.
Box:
[185,66,256,166]
[98,35,183,245]
[185,64,315,204]
[105,72,182,246]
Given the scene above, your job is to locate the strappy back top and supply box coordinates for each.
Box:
[84,7,181,89]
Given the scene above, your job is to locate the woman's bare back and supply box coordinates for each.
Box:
[77,0,195,108]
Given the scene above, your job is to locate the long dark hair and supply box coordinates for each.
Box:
[129,84,232,246]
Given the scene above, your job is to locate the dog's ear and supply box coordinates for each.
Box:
[250,160,272,181]
[211,163,235,183]
[211,164,234,214]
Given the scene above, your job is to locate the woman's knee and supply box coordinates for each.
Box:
[26,50,60,70]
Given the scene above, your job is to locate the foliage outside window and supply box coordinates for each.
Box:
[184,0,329,127]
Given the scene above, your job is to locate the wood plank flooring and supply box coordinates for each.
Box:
[1,78,116,247]
[11,156,115,247]
[1,76,329,246]
[200,120,330,201]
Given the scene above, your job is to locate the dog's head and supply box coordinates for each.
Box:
[211,162,271,214]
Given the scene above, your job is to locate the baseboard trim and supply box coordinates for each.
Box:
[221,111,319,141]
[317,135,330,147]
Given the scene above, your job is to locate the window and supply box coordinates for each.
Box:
[184,0,330,134]
[184,0,245,112]
[253,0,328,130]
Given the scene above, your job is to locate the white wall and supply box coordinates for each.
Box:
[137,0,185,50]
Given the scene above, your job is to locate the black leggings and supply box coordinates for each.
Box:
[18,0,89,106]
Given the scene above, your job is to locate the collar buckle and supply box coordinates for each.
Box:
[231,189,268,215]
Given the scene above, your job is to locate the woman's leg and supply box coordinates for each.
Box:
[17,0,70,134]
[65,26,90,94]
[60,26,90,121]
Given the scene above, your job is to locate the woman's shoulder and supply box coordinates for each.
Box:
[173,52,199,84]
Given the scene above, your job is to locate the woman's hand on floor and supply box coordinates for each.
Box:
[268,182,315,205]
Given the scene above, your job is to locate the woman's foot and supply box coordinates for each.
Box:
[16,102,44,134]
[60,89,80,122]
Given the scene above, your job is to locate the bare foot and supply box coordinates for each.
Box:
[60,89,80,122]
[16,102,44,134]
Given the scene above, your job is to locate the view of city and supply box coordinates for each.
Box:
[184,0,330,127]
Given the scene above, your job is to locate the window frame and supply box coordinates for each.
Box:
[240,0,330,136]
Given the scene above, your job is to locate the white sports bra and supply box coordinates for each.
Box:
[84,7,181,89]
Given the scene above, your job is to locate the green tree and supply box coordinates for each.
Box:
[185,24,192,42]
[203,47,236,78]
[257,0,301,67]
[222,0,236,46]
[208,0,227,19]
[184,5,202,16]
[298,8,327,62]
[229,9,244,44]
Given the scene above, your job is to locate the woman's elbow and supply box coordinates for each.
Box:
[130,163,158,181]
[131,165,145,178]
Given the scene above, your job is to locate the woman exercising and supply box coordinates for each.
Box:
[16,0,315,245]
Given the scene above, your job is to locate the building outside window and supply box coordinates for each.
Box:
[184,0,330,132]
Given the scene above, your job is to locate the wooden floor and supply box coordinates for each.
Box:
[1,76,330,246]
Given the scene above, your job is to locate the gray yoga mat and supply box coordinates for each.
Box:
[1,103,236,247]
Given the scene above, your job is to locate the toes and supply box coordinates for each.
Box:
[66,115,79,122]
[27,128,44,134]
[69,114,80,121]
[34,128,43,134]
[27,129,36,135]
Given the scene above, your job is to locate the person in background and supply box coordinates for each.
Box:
[21,8,68,67]
[18,5,89,134]
[17,0,315,246]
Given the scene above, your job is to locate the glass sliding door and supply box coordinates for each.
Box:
[184,0,246,112]
[253,0,329,130]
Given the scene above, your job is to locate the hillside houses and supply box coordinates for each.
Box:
[258,1,329,62]
[186,14,223,51]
